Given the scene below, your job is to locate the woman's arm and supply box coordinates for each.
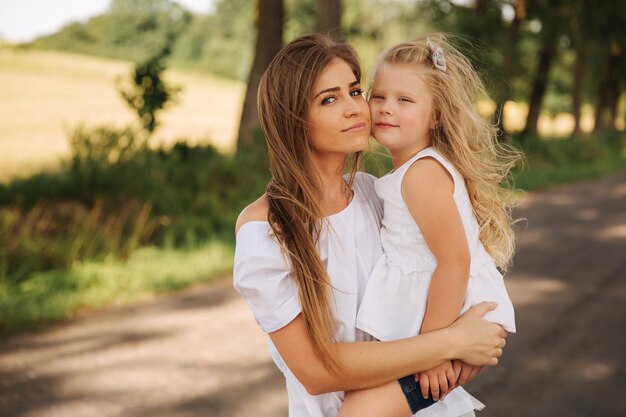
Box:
[269,302,504,395]
[236,193,505,397]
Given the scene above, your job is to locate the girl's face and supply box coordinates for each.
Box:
[306,58,371,159]
[369,63,435,157]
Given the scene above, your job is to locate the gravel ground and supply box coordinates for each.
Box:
[1,171,625,417]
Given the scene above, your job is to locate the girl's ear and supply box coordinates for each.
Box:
[430,109,441,130]
[430,111,440,130]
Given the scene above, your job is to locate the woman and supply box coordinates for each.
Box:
[233,34,506,417]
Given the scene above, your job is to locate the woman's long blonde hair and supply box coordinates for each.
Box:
[376,34,521,270]
[257,34,363,372]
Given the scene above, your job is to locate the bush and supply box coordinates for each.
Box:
[0,199,157,285]
[511,132,626,190]
[0,125,270,284]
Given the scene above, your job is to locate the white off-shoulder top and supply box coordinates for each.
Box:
[233,172,383,417]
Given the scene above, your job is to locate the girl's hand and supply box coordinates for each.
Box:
[452,359,482,386]
[414,361,456,401]
[449,302,507,366]
[452,359,463,381]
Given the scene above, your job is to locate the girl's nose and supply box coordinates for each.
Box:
[380,100,392,115]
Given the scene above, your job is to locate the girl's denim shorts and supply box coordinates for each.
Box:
[397,374,437,414]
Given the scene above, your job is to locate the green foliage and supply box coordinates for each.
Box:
[512,132,626,189]
[69,125,148,195]
[0,200,157,286]
[0,125,270,275]
[27,0,255,80]
[118,46,181,133]
[0,242,233,333]
[30,0,191,64]
[0,124,270,332]
[67,126,269,244]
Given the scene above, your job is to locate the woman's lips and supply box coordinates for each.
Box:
[342,122,367,133]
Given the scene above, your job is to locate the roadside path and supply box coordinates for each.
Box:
[1,171,625,417]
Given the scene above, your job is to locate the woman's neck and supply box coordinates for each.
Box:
[312,156,352,217]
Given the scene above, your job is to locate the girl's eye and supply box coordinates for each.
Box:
[371,94,384,100]
[321,96,336,105]
[350,88,364,97]
[399,97,413,103]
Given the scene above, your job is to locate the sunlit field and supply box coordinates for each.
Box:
[0,47,611,183]
[0,48,244,182]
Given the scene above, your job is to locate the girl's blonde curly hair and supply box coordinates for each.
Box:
[374,33,522,270]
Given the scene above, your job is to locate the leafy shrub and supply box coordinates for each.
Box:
[0,199,157,285]
[0,125,270,284]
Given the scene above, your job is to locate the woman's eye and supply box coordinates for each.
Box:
[321,96,336,105]
[350,88,364,97]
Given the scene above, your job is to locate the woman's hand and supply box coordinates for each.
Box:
[452,359,482,386]
[449,302,507,366]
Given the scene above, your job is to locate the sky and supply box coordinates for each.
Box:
[0,0,216,42]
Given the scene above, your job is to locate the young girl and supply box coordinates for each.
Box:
[341,34,519,417]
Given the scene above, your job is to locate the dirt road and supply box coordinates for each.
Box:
[1,171,625,417]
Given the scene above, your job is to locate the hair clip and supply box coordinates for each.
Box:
[426,37,447,72]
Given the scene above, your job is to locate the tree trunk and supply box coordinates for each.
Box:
[572,46,587,137]
[514,0,527,21]
[594,87,609,132]
[607,46,622,130]
[316,0,342,37]
[523,41,557,138]
[594,48,613,132]
[496,3,523,134]
[236,0,284,151]
[608,90,619,129]
[476,0,489,15]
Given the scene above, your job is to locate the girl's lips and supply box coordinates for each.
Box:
[342,122,367,133]
[375,122,397,129]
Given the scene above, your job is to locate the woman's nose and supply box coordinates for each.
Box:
[345,97,363,117]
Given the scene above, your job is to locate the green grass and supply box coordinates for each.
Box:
[511,133,626,191]
[0,241,233,333]
[514,154,626,190]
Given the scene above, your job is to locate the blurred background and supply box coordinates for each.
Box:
[0,0,625,416]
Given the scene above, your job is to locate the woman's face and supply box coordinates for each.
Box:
[306,58,371,158]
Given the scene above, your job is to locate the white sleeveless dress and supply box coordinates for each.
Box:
[356,147,516,417]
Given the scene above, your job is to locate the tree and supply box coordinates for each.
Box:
[496,0,527,134]
[118,41,181,134]
[523,40,558,137]
[316,0,342,36]
[522,0,568,138]
[588,0,626,132]
[110,0,175,14]
[236,0,284,151]
[111,0,187,135]
[593,43,623,131]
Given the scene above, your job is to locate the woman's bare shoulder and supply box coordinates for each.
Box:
[235,194,269,235]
